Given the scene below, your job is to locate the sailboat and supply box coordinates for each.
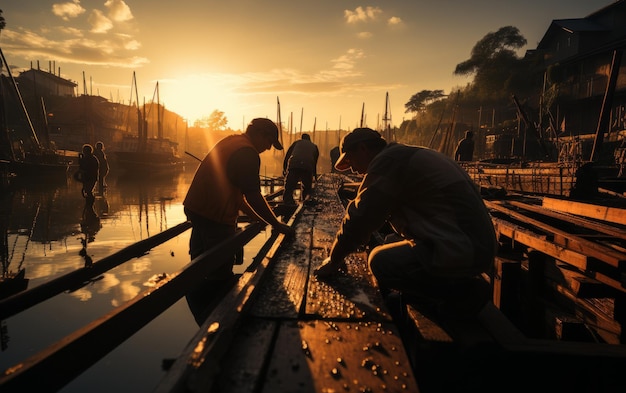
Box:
[112,75,182,175]
[0,47,76,183]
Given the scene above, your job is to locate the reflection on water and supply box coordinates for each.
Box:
[0,166,276,392]
[0,169,190,297]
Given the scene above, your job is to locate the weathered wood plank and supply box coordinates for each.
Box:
[492,217,589,270]
[248,210,314,319]
[505,199,626,241]
[545,261,617,298]
[542,197,626,226]
[154,215,299,393]
[487,200,626,268]
[211,317,279,393]
[260,320,419,393]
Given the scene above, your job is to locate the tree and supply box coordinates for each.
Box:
[194,110,228,131]
[0,9,5,38]
[454,26,530,101]
[404,90,446,115]
[454,26,526,76]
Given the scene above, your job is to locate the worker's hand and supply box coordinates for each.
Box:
[274,222,295,238]
[313,257,347,278]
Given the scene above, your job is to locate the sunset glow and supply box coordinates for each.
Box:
[2,0,613,130]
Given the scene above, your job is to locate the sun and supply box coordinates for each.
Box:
[158,74,254,129]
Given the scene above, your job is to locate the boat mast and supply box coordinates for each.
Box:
[383,92,392,141]
[156,81,163,140]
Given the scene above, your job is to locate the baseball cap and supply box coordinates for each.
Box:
[334,127,383,171]
[247,118,283,150]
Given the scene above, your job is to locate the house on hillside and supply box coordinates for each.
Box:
[534,0,626,164]
[17,68,77,97]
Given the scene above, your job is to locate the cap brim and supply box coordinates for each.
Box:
[273,140,283,150]
[334,152,351,171]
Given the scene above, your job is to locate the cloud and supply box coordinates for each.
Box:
[357,32,373,39]
[331,48,365,72]
[123,39,141,50]
[105,0,134,22]
[3,28,148,69]
[344,6,382,24]
[89,9,113,33]
[52,0,86,21]
[173,48,368,99]
[388,16,402,26]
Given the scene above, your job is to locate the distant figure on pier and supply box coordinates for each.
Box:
[453,130,474,161]
[315,128,497,316]
[330,145,340,173]
[183,117,295,324]
[76,144,99,200]
[282,133,319,205]
[94,141,109,194]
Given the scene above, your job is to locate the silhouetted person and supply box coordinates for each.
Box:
[282,133,319,204]
[570,162,598,200]
[183,118,294,325]
[330,146,340,173]
[77,144,99,199]
[454,130,475,161]
[94,141,109,194]
[315,128,497,317]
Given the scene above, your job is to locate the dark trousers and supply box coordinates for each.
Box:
[283,168,313,204]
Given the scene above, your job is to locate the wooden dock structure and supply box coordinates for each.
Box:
[155,173,421,392]
[4,173,626,391]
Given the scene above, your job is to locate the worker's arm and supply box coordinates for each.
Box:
[244,190,294,236]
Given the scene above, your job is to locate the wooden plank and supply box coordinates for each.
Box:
[542,197,626,226]
[552,285,623,344]
[154,214,299,393]
[260,320,419,393]
[547,262,617,298]
[487,200,626,268]
[505,200,626,241]
[248,212,314,319]
[492,217,589,270]
[211,317,279,393]
[306,250,389,321]
[493,256,522,321]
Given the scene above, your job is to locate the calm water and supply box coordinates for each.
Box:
[0,165,275,392]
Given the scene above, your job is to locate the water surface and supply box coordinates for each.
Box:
[0,167,273,392]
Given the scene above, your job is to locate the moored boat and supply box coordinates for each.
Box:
[0,47,78,182]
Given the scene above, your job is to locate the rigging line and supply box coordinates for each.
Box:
[17,202,41,271]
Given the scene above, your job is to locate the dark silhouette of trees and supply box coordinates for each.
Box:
[0,9,5,34]
[454,26,531,102]
[404,90,446,116]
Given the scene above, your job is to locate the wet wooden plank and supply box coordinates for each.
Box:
[211,317,279,393]
[306,250,390,320]
[260,320,418,393]
[247,211,314,319]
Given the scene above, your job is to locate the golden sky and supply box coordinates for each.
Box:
[0,0,614,131]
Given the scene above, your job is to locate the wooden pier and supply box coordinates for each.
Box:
[4,173,626,392]
[155,173,420,392]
